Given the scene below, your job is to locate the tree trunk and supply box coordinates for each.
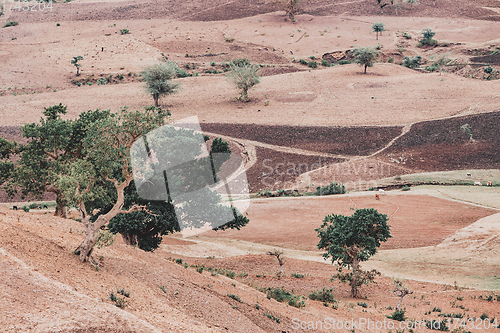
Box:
[154,97,159,107]
[121,233,137,246]
[397,296,403,310]
[74,178,131,263]
[376,32,379,40]
[74,222,98,262]
[54,201,67,218]
[364,65,368,74]
[351,257,360,298]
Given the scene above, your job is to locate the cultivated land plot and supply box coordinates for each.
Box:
[200,194,498,251]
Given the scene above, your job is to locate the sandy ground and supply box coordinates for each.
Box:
[1,1,500,331]
[1,14,499,127]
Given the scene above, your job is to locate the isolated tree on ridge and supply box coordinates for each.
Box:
[352,47,378,74]
[316,208,391,298]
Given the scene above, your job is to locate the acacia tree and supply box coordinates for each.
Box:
[393,278,413,310]
[226,61,260,102]
[316,208,391,298]
[372,22,385,40]
[267,249,285,279]
[142,62,180,107]
[281,0,300,22]
[352,47,378,74]
[71,56,83,76]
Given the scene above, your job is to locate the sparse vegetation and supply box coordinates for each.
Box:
[4,21,19,28]
[120,28,130,35]
[419,28,438,47]
[227,294,242,302]
[314,182,345,196]
[402,55,422,69]
[308,288,336,304]
[262,287,306,308]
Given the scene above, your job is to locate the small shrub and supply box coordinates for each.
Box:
[160,286,167,293]
[120,28,130,35]
[255,303,260,310]
[484,65,494,75]
[402,32,412,39]
[109,292,128,308]
[299,59,308,65]
[21,205,30,212]
[174,258,183,264]
[401,185,411,191]
[480,312,489,320]
[264,313,280,323]
[210,61,216,66]
[357,301,368,308]
[56,23,61,26]
[4,21,19,28]
[117,289,130,297]
[321,59,330,67]
[227,294,242,302]
[308,61,318,68]
[387,310,406,321]
[338,60,351,65]
[29,203,39,209]
[97,77,108,85]
[291,273,305,278]
[308,288,336,304]
[432,307,442,312]
[314,182,345,196]
[402,55,422,69]
[263,287,305,308]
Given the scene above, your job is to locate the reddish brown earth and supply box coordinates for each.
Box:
[201,194,498,251]
[378,111,500,171]
[201,123,403,156]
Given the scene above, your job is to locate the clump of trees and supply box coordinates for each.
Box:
[352,47,379,74]
[0,104,249,266]
[316,208,391,298]
[226,58,260,102]
[372,22,385,40]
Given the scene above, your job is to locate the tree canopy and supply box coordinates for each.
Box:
[142,62,180,107]
[352,47,379,74]
[316,208,391,297]
[226,60,260,102]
